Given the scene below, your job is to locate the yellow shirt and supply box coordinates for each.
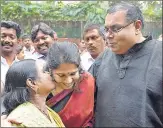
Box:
[7,102,65,127]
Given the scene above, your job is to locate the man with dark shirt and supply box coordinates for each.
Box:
[89,2,162,127]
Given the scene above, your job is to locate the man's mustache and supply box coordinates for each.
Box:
[1,41,13,47]
[88,46,96,50]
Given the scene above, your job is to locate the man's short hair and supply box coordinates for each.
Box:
[21,34,31,41]
[31,22,54,42]
[83,23,106,40]
[1,21,21,38]
[107,1,144,29]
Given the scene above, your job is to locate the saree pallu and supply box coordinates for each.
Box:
[7,102,65,127]
[46,72,95,127]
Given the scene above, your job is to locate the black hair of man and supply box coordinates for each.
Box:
[21,34,31,41]
[83,23,106,40]
[31,22,55,42]
[1,21,21,38]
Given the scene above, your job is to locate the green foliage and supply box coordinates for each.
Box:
[61,1,106,24]
[1,1,162,36]
[1,1,162,21]
[142,1,162,21]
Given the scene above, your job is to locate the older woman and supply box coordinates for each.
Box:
[2,59,64,127]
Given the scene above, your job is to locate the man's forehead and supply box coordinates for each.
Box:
[36,30,49,38]
[23,38,31,41]
[105,10,127,26]
[1,27,17,34]
[84,29,100,38]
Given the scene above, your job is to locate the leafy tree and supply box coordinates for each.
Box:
[142,1,162,21]
[1,0,162,36]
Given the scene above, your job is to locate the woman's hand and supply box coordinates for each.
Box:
[1,115,12,127]
[1,115,22,127]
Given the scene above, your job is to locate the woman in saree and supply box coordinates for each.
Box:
[45,41,95,127]
[1,41,95,127]
[2,59,64,127]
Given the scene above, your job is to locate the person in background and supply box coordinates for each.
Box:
[78,39,87,54]
[16,44,25,60]
[89,2,162,127]
[81,23,106,71]
[1,21,21,114]
[1,21,21,84]
[2,59,64,127]
[30,22,57,61]
[21,34,35,58]
[78,39,92,71]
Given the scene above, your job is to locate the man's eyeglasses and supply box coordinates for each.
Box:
[104,21,135,34]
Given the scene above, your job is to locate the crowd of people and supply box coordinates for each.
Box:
[1,1,162,127]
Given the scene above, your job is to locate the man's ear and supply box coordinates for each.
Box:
[26,78,38,93]
[134,20,142,35]
[53,33,58,41]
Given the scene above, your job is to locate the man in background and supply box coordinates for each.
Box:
[30,22,57,60]
[1,21,21,113]
[1,21,21,86]
[21,34,35,58]
[81,23,106,71]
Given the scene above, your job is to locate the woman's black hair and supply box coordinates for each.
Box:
[47,41,83,72]
[3,59,38,114]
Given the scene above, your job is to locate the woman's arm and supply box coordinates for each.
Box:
[1,115,22,127]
